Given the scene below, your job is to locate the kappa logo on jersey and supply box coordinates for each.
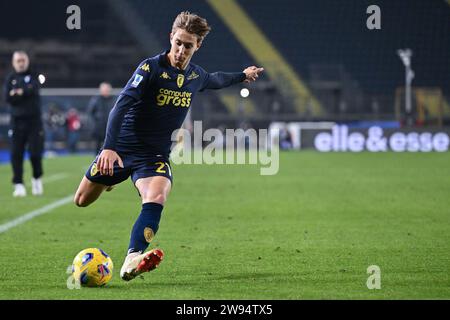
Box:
[177,74,185,88]
[131,74,143,87]
[187,71,199,80]
[160,72,171,79]
[140,63,151,72]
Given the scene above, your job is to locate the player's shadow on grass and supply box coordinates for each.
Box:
[105,280,199,289]
[103,274,278,289]
[95,271,284,290]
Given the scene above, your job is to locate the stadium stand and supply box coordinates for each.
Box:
[1,0,449,152]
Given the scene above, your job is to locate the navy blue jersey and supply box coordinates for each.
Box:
[103,50,246,156]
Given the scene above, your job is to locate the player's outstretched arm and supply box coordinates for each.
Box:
[201,66,264,90]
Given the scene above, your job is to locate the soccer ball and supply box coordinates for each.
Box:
[72,248,113,287]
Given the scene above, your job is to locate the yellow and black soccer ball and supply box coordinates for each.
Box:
[72,248,113,287]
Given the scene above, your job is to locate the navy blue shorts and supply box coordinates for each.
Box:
[85,152,173,187]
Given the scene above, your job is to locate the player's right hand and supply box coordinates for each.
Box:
[97,149,124,176]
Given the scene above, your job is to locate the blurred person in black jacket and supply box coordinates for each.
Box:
[86,82,114,153]
[43,103,65,152]
[3,51,44,197]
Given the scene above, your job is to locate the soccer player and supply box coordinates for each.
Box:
[73,11,264,282]
[3,51,44,197]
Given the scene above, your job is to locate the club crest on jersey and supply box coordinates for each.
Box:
[90,163,99,176]
[131,74,143,87]
[177,74,185,88]
[140,63,150,72]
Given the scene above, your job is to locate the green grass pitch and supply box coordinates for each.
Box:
[0,151,449,299]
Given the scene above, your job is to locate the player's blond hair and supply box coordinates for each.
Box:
[172,11,211,42]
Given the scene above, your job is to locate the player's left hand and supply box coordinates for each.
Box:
[243,66,264,83]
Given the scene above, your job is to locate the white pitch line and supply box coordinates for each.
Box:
[0,195,73,234]
[43,173,69,183]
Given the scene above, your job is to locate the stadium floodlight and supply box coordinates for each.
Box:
[397,49,415,120]
[240,88,250,98]
[38,74,46,85]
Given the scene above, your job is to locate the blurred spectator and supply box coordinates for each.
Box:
[43,103,65,151]
[66,108,81,153]
[279,128,293,150]
[86,82,115,153]
[3,51,44,197]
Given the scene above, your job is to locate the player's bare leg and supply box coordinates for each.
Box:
[135,175,171,205]
[73,176,109,207]
[120,176,171,281]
